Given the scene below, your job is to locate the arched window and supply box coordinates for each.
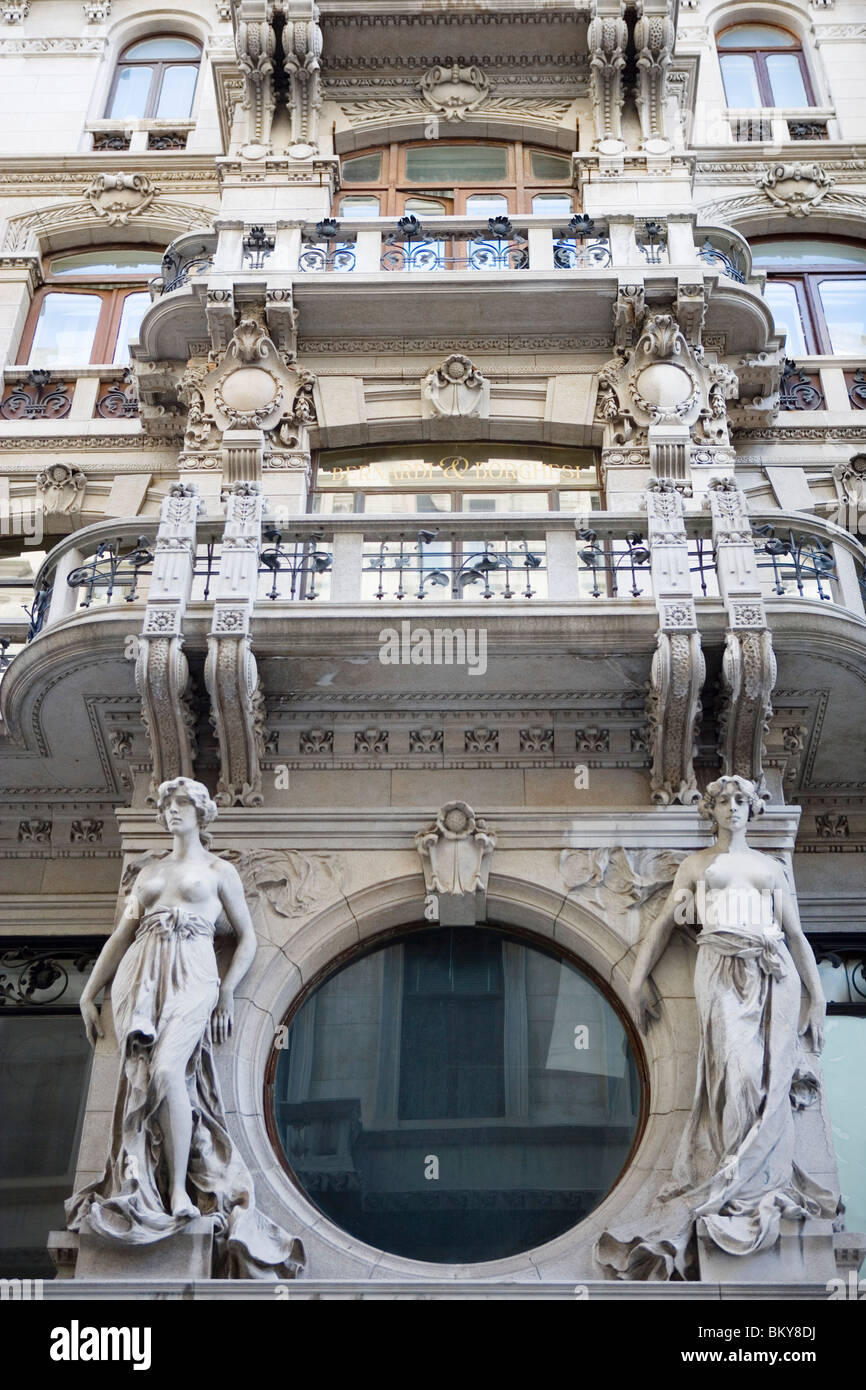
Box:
[751,238,866,355]
[718,24,814,108]
[18,249,164,367]
[335,142,574,218]
[106,36,201,121]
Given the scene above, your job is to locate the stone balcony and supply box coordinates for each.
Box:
[134,214,773,360]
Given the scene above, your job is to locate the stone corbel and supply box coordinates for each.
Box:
[135,483,202,802]
[204,482,267,806]
[707,477,776,793]
[415,801,496,926]
[233,1,278,151]
[645,478,704,805]
[587,10,628,150]
[634,8,675,150]
[281,2,323,148]
[646,610,704,807]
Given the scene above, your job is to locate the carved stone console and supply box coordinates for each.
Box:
[135,484,202,802]
[415,801,496,925]
[204,482,267,806]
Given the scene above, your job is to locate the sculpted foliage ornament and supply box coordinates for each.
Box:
[415,801,496,926]
[754,163,834,217]
[422,354,489,418]
[85,172,156,225]
[419,63,489,120]
[36,462,86,515]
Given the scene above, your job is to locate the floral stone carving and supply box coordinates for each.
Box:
[85,172,156,226]
[422,354,489,418]
[419,63,489,121]
[415,801,496,926]
[754,162,834,218]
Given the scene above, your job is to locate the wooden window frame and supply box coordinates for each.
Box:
[336,140,575,218]
[754,237,866,356]
[105,34,201,121]
[17,246,161,366]
[718,27,815,108]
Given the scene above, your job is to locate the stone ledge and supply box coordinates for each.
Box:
[38,1279,840,1301]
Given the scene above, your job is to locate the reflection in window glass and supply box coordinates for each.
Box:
[364,493,452,515]
[155,64,198,118]
[461,492,547,513]
[51,251,164,276]
[763,282,808,356]
[718,25,797,48]
[766,53,809,107]
[29,293,102,367]
[112,291,151,364]
[720,54,761,107]
[405,144,508,183]
[0,1012,92,1278]
[273,927,642,1264]
[124,37,200,59]
[818,279,866,354]
[752,240,866,269]
[341,153,383,183]
[529,151,571,181]
[0,551,47,623]
[339,195,380,217]
[532,194,573,216]
[823,1016,866,1269]
[108,65,153,118]
[466,194,508,218]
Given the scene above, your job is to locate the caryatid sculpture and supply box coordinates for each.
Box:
[596,776,837,1280]
[66,777,304,1279]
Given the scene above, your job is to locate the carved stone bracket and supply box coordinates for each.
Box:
[204,481,267,806]
[645,478,704,805]
[415,801,496,925]
[231,0,322,153]
[136,483,202,802]
[646,625,704,807]
[634,9,675,150]
[706,477,776,793]
[587,11,628,150]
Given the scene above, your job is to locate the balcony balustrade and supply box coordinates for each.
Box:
[9,510,864,676]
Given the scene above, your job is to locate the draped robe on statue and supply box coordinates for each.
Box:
[66,898,304,1279]
[596,884,837,1280]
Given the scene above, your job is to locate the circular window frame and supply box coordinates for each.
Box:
[264,917,649,1268]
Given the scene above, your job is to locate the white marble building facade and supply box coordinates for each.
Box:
[0,0,864,1297]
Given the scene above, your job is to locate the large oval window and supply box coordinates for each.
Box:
[269,926,644,1264]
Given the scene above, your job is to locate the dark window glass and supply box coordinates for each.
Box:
[271,925,642,1264]
[405,144,508,183]
[0,944,97,1279]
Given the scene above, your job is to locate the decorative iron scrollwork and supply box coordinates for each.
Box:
[0,370,72,420]
[95,369,139,419]
[242,225,275,271]
[779,360,825,411]
[67,537,155,608]
[0,944,100,1010]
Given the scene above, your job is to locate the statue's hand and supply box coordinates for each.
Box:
[211,987,234,1045]
[802,1001,825,1054]
[80,997,104,1048]
[630,979,660,1032]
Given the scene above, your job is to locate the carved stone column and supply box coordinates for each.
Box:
[135,483,202,802]
[707,477,777,794]
[204,481,267,806]
[232,0,278,151]
[645,479,704,805]
[282,1,323,148]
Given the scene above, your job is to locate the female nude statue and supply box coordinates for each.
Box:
[596,776,836,1280]
[66,778,304,1279]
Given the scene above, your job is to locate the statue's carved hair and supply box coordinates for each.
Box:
[699,774,765,826]
[156,777,218,848]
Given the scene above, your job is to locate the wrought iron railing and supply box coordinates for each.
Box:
[779,360,825,411]
[753,525,837,601]
[363,530,545,601]
[697,235,747,284]
[380,215,529,273]
[258,529,333,601]
[636,220,668,265]
[577,530,651,598]
[552,214,612,269]
[66,536,155,609]
[159,233,216,294]
[0,370,72,420]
